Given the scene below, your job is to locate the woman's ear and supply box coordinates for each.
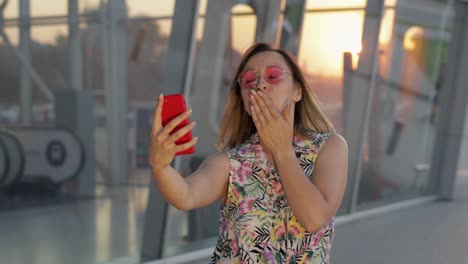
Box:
[293,85,302,102]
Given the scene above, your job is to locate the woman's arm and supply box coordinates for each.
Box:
[149,94,230,211]
[151,152,230,211]
[273,133,348,233]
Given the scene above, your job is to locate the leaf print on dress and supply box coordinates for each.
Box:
[212,133,333,263]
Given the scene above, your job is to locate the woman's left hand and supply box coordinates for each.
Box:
[250,90,295,155]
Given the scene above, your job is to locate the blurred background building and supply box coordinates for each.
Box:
[1,0,468,263]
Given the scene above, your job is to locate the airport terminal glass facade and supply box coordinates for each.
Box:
[0,0,461,263]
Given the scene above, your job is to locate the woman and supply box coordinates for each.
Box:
[149,43,348,263]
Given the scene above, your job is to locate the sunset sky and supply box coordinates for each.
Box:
[2,0,396,76]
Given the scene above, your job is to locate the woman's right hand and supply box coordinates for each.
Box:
[149,94,198,171]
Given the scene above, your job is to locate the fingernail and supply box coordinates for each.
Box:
[192,121,196,126]
[194,137,199,141]
[188,108,193,113]
[159,93,163,99]
[251,90,257,94]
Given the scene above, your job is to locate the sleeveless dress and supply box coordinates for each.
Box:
[211,132,333,264]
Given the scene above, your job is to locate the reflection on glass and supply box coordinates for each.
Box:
[378,4,396,75]
[95,200,112,263]
[356,1,453,209]
[298,0,451,210]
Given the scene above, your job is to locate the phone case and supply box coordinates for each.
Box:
[161,94,195,155]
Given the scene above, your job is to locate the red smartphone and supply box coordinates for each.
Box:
[161,93,195,155]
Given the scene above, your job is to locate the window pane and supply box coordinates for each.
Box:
[356,0,455,209]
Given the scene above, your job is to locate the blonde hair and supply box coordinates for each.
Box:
[218,43,334,150]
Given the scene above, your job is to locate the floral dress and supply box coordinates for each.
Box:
[211,132,333,264]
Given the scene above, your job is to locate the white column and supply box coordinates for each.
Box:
[102,0,128,184]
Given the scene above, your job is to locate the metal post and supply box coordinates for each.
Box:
[19,0,32,126]
[103,0,128,185]
[68,0,83,91]
[99,0,112,184]
[342,52,353,131]
[280,0,307,56]
[340,0,385,214]
[141,0,201,260]
[251,0,283,45]
[430,0,468,200]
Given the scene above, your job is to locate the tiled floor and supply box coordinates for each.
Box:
[0,185,148,264]
[1,176,468,264]
[332,178,468,264]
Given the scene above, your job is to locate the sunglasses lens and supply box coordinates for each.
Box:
[239,70,257,89]
[264,66,285,84]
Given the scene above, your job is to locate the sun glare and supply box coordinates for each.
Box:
[298,10,365,76]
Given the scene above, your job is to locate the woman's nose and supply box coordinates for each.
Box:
[256,76,270,91]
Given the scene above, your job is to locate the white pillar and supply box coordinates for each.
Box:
[102,0,128,184]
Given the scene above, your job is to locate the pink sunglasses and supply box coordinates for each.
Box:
[238,65,292,89]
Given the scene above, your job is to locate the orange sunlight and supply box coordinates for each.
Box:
[230,4,257,54]
[2,0,397,77]
[298,10,364,76]
[298,0,396,76]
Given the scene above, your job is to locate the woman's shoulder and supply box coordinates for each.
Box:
[316,132,348,158]
[323,132,347,147]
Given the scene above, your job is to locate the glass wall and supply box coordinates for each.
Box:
[158,1,260,258]
[296,0,455,211]
[298,0,367,133]
[0,1,174,263]
[356,0,454,209]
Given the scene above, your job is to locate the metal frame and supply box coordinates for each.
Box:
[429,0,468,200]
[140,0,201,261]
[340,0,385,214]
